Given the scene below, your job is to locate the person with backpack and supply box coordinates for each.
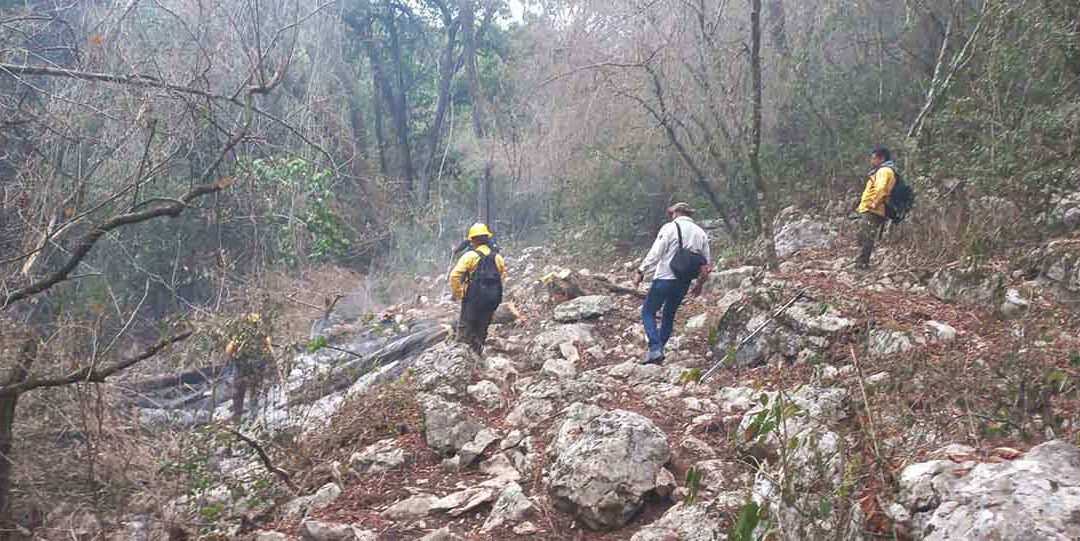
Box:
[632,202,711,365]
[854,146,900,270]
[449,223,506,354]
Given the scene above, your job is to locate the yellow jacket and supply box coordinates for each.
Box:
[858,165,896,216]
[449,244,507,300]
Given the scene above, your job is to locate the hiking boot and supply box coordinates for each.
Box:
[642,348,665,365]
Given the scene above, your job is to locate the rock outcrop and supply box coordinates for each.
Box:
[553,295,614,322]
[546,409,670,530]
[896,440,1080,540]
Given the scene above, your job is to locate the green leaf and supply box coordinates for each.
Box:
[819,499,833,517]
[307,335,329,352]
[730,500,761,541]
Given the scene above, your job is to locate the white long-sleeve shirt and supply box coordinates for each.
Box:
[638,216,711,280]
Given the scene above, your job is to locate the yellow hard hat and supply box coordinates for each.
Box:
[467,223,493,240]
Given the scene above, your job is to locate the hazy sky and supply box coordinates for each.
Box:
[508,0,526,22]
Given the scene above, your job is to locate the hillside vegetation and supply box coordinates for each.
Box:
[1,0,1079,539]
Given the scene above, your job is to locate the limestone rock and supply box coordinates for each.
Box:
[707,266,759,292]
[868,329,922,357]
[467,380,504,409]
[547,410,671,530]
[430,486,497,517]
[927,266,1007,309]
[482,356,518,385]
[412,342,479,398]
[772,208,839,258]
[1001,288,1030,319]
[711,287,852,367]
[554,295,614,322]
[549,402,606,459]
[284,483,342,519]
[506,379,608,427]
[421,394,482,457]
[299,520,375,541]
[382,493,438,520]
[349,438,405,474]
[630,502,726,541]
[481,482,534,532]
[923,320,958,341]
[255,532,291,541]
[897,440,1080,540]
[530,323,597,365]
[1046,191,1080,232]
[542,357,578,380]
[416,527,461,541]
[457,428,499,466]
[685,313,711,330]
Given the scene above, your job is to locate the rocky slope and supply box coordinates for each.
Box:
[99,208,1080,541]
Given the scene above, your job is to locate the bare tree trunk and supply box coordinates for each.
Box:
[907,3,988,140]
[0,329,36,525]
[420,7,460,207]
[750,0,777,268]
[461,0,493,224]
[337,65,371,180]
[371,66,390,176]
[385,7,416,193]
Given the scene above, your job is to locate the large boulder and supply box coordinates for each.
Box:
[554,295,614,322]
[896,440,1080,540]
[711,287,854,367]
[531,323,597,357]
[1025,240,1080,297]
[412,342,478,398]
[506,379,608,427]
[420,394,494,465]
[1045,190,1080,233]
[772,207,839,258]
[926,266,1007,310]
[740,386,850,490]
[707,266,759,292]
[284,483,342,519]
[546,410,671,530]
[970,196,1022,234]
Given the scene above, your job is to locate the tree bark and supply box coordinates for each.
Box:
[384,4,417,193]
[750,0,777,268]
[0,325,36,525]
[420,5,461,207]
[460,0,493,224]
[371,69,390,176]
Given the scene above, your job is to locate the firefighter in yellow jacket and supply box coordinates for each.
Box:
[448,223,507,354]
[855,146,897,269]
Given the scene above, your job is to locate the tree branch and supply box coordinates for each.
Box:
[225,428,299,494]
[0,328,194,396]
[2,85,257,310]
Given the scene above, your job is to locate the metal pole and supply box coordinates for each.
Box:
[701,288,805,383]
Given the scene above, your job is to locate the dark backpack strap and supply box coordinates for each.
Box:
[674,222,684,250]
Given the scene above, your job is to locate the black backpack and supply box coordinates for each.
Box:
[885,170,915,224]
[670,223,707,283]
[465,248,503,310]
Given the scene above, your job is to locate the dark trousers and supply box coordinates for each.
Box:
[856,212,887,267]
[642,279,691,352]
[231,358,261,425]
[458,301,496,354]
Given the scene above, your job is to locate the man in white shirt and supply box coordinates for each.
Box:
[632,202,712,364]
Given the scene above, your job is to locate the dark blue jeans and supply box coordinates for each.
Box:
[642,279,691,352]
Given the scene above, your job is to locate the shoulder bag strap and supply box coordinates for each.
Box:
[674,222,684,250]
